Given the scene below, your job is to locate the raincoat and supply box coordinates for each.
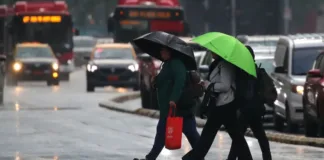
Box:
[155,58,186,118]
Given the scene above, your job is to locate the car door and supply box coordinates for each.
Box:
[304,54,323,117]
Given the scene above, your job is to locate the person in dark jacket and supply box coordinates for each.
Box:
[182,50,253,160]
[227,45,272,160]
[134,48,200,160]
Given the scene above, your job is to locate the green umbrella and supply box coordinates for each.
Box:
[192,32,256,77]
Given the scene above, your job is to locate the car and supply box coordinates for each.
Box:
[197,51,212,80]
[73,36,96,67]
[6,43,60,86]
[303,51,324,137]
[85,43,139,92]
[194,51,206,64]
[254,54,275,124]
[237,35,280,49]
[137,53,161,109]
[272,34,324,133]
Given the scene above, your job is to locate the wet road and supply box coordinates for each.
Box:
[1,69,324,159]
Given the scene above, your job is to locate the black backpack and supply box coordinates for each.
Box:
[255,65,277,106]
[179,71,204,100]
[233,68,256,104]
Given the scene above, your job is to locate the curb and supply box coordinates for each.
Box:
[100,93,324,148]
[112,92,141,103]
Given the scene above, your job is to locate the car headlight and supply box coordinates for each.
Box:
[52,62,59,70]
[87,64,98,72]
[292,85,304,95]
[128,64,139,72]
[13,62,22,71]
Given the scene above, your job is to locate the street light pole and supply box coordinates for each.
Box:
[203,0,209,32]
[283,0,291,34]
[231,0,236,36]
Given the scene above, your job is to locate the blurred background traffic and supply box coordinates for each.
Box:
[0,0,324,150]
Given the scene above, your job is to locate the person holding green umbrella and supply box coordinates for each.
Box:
[182,32,255,160]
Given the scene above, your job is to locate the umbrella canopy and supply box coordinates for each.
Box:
[192,32,256,77]
[132,31,197,70]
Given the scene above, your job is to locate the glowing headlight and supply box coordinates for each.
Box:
[295,86,304,95]
[87,64,98,72]
[292,85,304,95]
[52,63,59,70]
[128,64,139,72]
[13,62,22,71]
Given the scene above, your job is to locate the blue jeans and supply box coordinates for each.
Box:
[146,116,200,160]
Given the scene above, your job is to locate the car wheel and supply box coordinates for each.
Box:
[87,83,95,92]
[304,111,318,137]
[286,103,299,133]
[46,80,52,86]
[52,79,60,86]
[60,73,70,81]
[7,75,17,86]
[133,85,140,91]
[0,92,3,104]
[318,119,324,137]
[140,84,150,109]
[273,108,284,132]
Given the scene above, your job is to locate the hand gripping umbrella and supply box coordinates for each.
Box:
[132,31,197,70]
[192,32,256,77]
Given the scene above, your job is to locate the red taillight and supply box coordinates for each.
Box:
[150,20,184,32]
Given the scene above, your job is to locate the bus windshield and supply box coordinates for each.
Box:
[13,15,73,53]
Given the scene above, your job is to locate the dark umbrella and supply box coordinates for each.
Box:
[132,31,197,70]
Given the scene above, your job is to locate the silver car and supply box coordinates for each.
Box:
[237,35,280,49]
[73,36,96,67]
[272,34,324,133]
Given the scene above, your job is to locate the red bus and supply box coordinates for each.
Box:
[108,0,190,43]
[5,1,74,80]
[0,5,11,56]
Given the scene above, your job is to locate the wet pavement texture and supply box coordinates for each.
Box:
[0,69,324,159]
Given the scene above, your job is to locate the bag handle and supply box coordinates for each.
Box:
[168,104,177,117]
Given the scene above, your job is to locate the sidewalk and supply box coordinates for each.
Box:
[99,93,324,148]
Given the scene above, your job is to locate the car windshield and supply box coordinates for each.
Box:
[292,47,324,75]
[93,48,134,60]
[73,39,96,48]
[255,58,275,74]
[16,47,53,58]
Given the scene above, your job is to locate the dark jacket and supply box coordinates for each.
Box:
[156,58,194,118]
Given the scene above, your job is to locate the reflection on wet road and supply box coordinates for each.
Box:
[0,69,324,159]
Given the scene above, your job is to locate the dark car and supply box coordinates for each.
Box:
[85,43,139,92]
[303,51,324,137]
[6,43,60,86]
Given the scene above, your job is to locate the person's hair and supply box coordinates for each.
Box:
[245,45,255,59]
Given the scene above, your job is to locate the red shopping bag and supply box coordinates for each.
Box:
[165,105,183,150]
